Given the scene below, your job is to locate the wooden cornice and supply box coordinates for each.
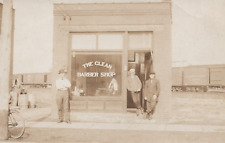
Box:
[58,24,164,32]
[54,3,171,16]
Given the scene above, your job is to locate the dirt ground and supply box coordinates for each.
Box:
[2,89,225,143]
[6,127,225,143]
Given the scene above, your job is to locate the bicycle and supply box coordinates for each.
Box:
[8,107,25,139]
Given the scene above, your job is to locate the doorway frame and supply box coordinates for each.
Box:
[127,50,152,109]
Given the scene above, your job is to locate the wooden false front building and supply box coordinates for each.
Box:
[52,2,172,120]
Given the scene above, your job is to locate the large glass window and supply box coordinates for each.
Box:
[72,34,96,50]
[72,33,123,50]
[98,33,123,50]
[128,32,152,50]
[71,54,122,96]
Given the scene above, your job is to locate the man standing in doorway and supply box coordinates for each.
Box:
[55,68,71,123]
[144,72,160,120]
[127,68,143,116]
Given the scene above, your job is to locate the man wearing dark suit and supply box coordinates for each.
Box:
[144,72,160,120]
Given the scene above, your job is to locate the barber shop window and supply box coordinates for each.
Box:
[71,32,123,96]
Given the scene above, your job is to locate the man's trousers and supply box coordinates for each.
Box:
[146,98,157,114]
[130,91,142,109]
[56,90,70,121]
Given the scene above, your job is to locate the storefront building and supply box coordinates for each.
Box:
[52,2,172,120]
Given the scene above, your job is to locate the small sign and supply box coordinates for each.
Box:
[77,61,116,78]
[77,72,116,78]
[82,61,112,69]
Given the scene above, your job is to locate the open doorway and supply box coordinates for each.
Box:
[127,51,152,108]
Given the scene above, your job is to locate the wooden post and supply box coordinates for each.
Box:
[0,0,13,140]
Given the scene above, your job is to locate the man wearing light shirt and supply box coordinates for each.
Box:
[127,68,143,116]
[55,68,71,123]
[108,75,118,95]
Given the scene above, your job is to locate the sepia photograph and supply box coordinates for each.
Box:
[0,0,225,142]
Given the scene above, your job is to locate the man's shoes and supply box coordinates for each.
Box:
[136,109,140,116]
[57,119,63,123]
[148,114,153,120]
[148,115,152,120]
[65,120,71,124]
[136,108,144,116]
[146,113,153,120]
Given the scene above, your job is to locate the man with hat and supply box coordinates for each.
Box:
[144,72,160,120]
[55,68,71,123]
[127,68,143,116]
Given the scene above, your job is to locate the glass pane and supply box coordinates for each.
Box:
[71,54,122,96]
[98,33,123,50]
[72,34,96,50]
[128,32,152,50]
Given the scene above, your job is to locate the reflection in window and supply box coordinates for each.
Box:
[71,54,122,96]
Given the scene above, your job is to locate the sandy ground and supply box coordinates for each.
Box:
[2,89,225,142]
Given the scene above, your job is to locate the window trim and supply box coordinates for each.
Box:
[71,32,124,51]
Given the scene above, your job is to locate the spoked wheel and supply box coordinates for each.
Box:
[8,111,25,139]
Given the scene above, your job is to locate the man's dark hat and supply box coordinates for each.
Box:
[149,72,155,75]
[58,69,67,74]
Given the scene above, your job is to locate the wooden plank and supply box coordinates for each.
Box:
[105,101,123,111]
[70,100,86,110]
[87,101,104,110]
[0,0,13,140]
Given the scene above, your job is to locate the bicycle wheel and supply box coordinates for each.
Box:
[8,111,25,139]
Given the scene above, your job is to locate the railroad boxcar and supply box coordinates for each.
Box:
[172,64,225,92]
[12,73,52,88]
[182,66,209,92]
